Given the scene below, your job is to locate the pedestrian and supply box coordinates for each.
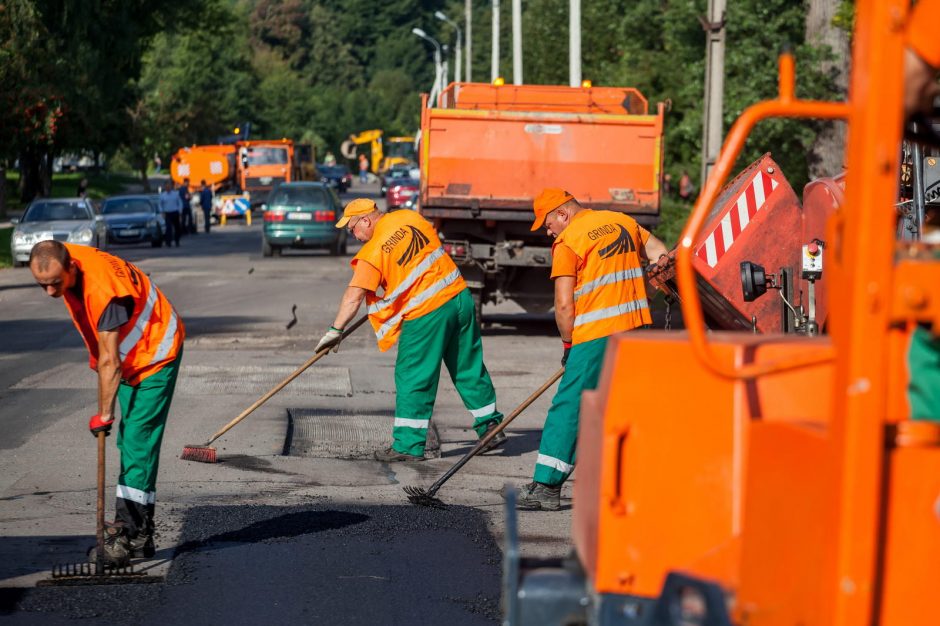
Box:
[153,154,162,174]
[663,172,673,197]
[28,240,185,566]
[358,153,369,184]
[179,178,195,235]
[76,177,89,199]
[199,180,213,233]
[678,170,695,201]
[324,151,337,166]
[316,198,506,461]
[159,181,182,247]
[502,189,667,510]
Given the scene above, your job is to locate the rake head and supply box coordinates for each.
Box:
[403,485,446,509]
[180,444,217,463]
[37,561,162,586]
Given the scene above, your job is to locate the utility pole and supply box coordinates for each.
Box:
[491,0,500,82]
[700,0,727,186]
[569,0,581,87]
[512,0,522,84]
[466,0,473,82]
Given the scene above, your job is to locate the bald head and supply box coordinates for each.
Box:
[29,240,70,272]
[29,241,76,298]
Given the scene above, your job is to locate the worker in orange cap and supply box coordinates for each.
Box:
[316,198,506,461]
[503,189,667,510]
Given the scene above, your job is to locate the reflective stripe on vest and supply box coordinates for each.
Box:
[375,268,462,341]
[368,247,446,315]
[152,309,180,363]
[119,283,157,360]
[574,298,649,328]
[573,268,645,301]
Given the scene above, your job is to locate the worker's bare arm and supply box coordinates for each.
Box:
[554,276,576,343]
[96,330,122,420]
[332,285,369,330]
[643,234,668,264]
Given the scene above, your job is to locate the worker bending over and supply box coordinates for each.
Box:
[29,241,185,565]
[504,189,667,510]
[317,199,505,461]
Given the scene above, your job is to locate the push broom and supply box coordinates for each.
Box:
[404,366,564,508]
[181,315,368,463]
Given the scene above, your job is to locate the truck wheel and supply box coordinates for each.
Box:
[472,290,484,329]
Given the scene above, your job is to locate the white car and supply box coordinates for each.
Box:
[10,198,108,267]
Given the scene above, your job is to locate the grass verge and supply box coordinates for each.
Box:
[0,227,12,268]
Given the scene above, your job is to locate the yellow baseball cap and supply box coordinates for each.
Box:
[531,188,574,231]
[336,198,378,229]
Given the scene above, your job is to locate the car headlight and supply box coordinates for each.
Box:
[12,232,31,246]
[70,228,94,243]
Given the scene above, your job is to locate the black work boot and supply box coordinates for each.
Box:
[88,524,131,567]
[127,532,155,558]
[424,422,441,460]
[478,421,507,454]
[374,446,425,462]
[501,481,561,511]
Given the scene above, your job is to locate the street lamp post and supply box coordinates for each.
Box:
[435,11,462,86]
[412,28,444,107]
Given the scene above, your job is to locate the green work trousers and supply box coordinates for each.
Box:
[909,325,940,421]
[533,336,609,486]
[393,289,504,456]
[114,348,182,537]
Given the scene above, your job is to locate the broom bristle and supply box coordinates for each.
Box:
[180,445,217,463]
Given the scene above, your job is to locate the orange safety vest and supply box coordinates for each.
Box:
[553,209,651,344]
[62,244,185,385]
[353,210,466,351]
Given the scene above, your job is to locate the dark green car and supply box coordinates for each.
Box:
[261,182,348,257]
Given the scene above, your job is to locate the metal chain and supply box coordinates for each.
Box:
[664,296,673,331]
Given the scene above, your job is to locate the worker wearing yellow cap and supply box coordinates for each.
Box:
[316,199,506,461]
[503,188,667,510]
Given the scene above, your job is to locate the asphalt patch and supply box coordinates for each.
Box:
[3,503,502,624]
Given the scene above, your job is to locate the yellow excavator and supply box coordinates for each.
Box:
[340,130,416,174]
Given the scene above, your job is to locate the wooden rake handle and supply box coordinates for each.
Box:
[428,366,565,494]
[204,315,369,446]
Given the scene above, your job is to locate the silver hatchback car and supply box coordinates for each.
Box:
[10,198,108,267]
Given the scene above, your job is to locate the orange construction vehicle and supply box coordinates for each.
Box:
[419,82,665,315]
[503,1,939,624]
[170,138,310,209]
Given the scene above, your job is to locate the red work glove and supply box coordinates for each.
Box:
[561,340,572,366]
[89,414,114,437]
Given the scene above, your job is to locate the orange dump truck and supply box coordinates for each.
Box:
[419,82,666,314]
[171,139,307,207]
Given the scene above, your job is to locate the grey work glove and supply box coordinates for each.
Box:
[316,327,344,354]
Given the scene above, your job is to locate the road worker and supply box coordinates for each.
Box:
[29,240,185,564]
[503,189,668,510]
[316,198,506,461]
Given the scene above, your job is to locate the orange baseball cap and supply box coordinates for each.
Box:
[336,198,378,228]
[530,188,575,231]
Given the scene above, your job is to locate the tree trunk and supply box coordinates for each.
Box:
[805,0,850,179]
[19,150,41,202]
[139,166,151,192]
[0,164,6,219]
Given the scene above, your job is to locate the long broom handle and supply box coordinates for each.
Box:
[427,366,565,495]
[203,315,369,445]
[96,431,106,570]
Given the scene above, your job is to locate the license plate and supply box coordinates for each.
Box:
[119,229,140,236]
[287,212,312,220]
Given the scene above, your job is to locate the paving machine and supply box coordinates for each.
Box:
[503,1,939,624]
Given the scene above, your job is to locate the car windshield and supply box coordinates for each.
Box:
[23,201,91,222]
[319,165,348,176]
[387,168,411,179]
[102,198,153,215]
[269,186,329,207]
[386,142,415,159]
[245,147,288,166]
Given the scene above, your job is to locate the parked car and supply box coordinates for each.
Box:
[385,177,420,210]
[100,194,165,247]
[261,182,348,257]
[318,164,353,193]
[10,198,107,267]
